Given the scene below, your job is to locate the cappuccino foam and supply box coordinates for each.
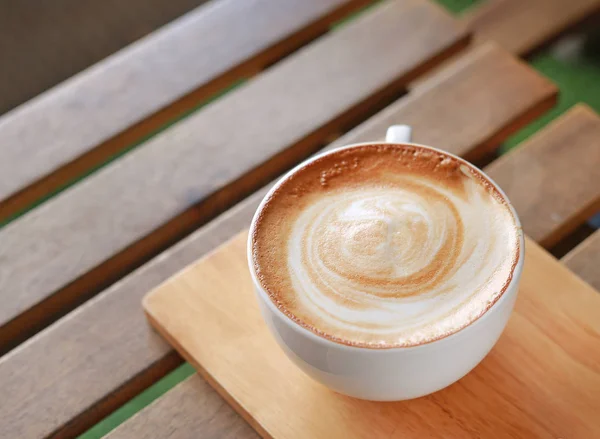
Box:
[251,144,521,348]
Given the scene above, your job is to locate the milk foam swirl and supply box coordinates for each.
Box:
[252,145,520,348]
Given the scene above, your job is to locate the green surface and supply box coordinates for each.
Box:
[21,1,598,438]
[504,49,600,150]
[436,0,481,14]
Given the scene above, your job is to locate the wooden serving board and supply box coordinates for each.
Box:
[144,230,600,438]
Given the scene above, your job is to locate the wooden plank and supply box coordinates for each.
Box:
[462,0,600,56]
[0,0,373,222]
[562,229,600,291]
[0,0,209,115]
[486,104,600,248]
[0,43,556,439]
[142,231,600,438]
[0,0,468,351]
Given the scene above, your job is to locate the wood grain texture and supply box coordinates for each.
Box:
[0,0,468,351]
[0,43,558,439]
[0,0,208,115]
[143,231,600,438]
[462,0,600,55]
[486,104,600,248]
[0,0,372,222]
[562,229,600,291]
[107,378,258,439]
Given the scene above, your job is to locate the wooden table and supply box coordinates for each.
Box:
[0,1,599,438]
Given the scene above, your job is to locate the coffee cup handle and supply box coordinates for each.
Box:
[385,125,412,143]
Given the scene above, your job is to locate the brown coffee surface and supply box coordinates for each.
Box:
[251,144,521,348]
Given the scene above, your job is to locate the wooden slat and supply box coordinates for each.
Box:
[463,0,600,55]
[0,0,372,222]
[0,0,468,352]
[0,43,556,439]
[106,379,258,439]
[562,229,600,291]
[486,104,600,248]
[0,0,208,115]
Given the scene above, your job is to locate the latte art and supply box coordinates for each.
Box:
[251,144,520,348]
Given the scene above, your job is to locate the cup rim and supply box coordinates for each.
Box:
[247,141,525,352]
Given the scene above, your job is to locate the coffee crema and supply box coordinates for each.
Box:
[251,144,521,348]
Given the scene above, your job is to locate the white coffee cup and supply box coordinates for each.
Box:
[248,125,525,401]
